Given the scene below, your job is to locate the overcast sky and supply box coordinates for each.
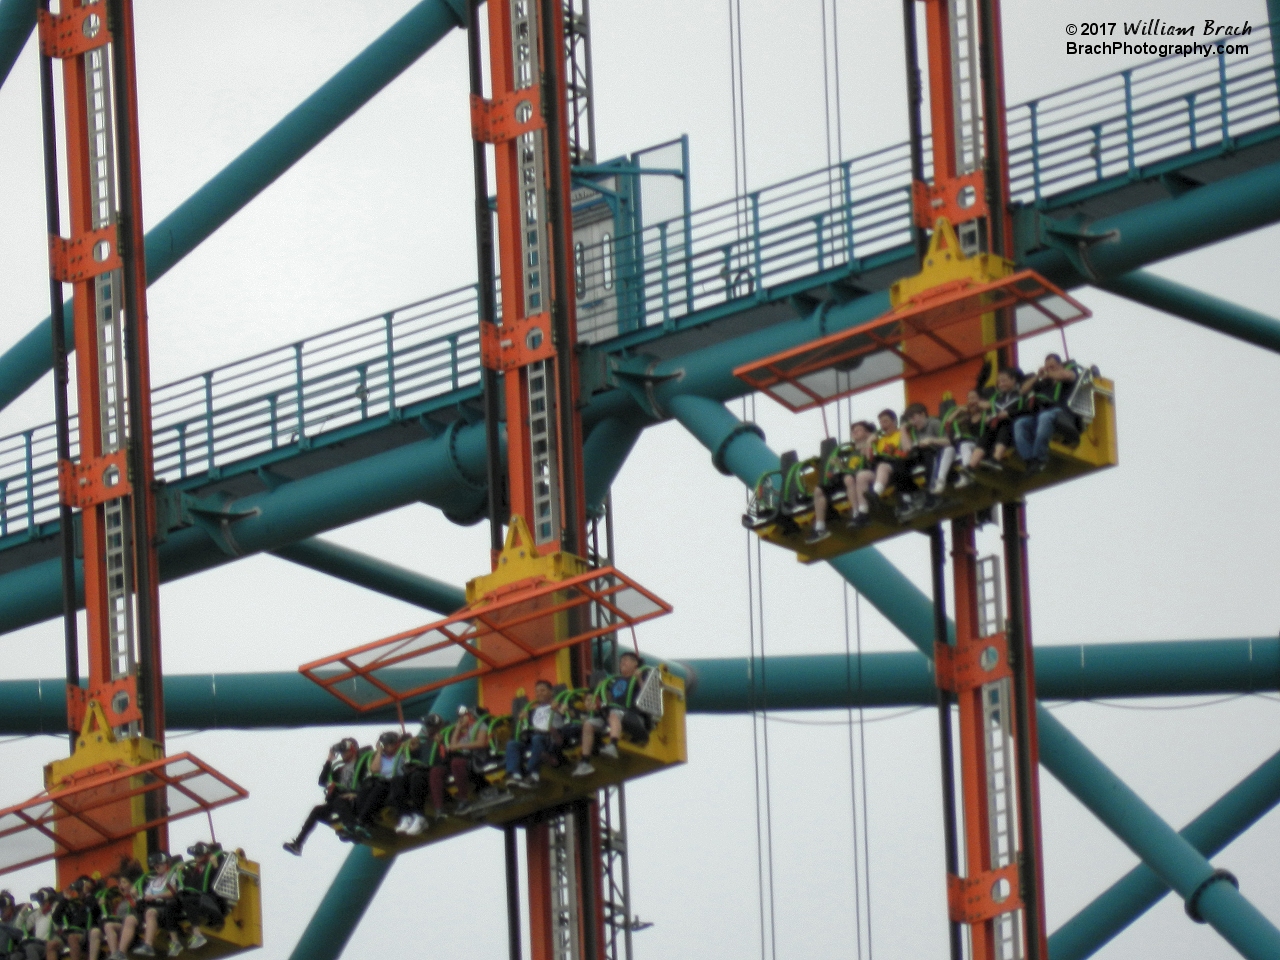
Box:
[1,1,1278,958]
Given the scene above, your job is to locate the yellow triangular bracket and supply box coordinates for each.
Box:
[891,217,1014,309]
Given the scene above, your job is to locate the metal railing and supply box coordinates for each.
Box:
[0,36,1275,542]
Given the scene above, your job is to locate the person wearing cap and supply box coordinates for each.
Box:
[131,852,183,958]
[176,843,227,945]
[428,706,489,816]
[284,738,365,856]
[575,651,650,776]
[352,732,404,831]
[506,680,568,787]
[389,715,445,837]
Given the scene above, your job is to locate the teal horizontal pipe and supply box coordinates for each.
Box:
[271,537,466,614]
[0,0,466,416]
[0,0,32,91]
[682,638,1280,712]
[1102,269,1280,356]
[673,400,1280,956]
[287,666,474,960]
[1051,747,1280,960]
[4,639,1273,734]
[0,670,448,733]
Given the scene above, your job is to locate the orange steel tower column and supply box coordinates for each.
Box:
[470,0,601,955]
[37,0,166,883]
[908,1,1050,959]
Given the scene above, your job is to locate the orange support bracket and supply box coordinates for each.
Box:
[912,171,989,231]
[470,87,545,144]
[58,449,132,509]
[48,225,123,284]
[934,631,1012,692]
[37,5,112,60]
[947,864,1024,924]
[480,312,558,371]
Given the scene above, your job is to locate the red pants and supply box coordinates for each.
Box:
[428,757,473,812]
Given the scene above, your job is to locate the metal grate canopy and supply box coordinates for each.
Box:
[300,566,672,712]
[734,270,1090,412]
[0,753,248,876]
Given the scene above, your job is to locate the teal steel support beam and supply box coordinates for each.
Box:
[286,666,475,960]
[582,413,648,516]
[0,0,467,415]
[1023,161,1280,289]
[1043,712,1280,960]
[0,422,490,634]
[0,0,32,91]
[1051,747,1280,960]
[270,537,467,614]
[1100,270,1280,356]
[1,638,1275,733]
[672,399,1280,958]
[285,845,394,960]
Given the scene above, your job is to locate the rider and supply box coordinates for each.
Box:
[18,889,56,960]
[0,891,38,960]
[176,843,228,945]
[576,651,651,776]
[390,714,446,837]
[284,738,364,855]
[807,420,876,543]
[943,389,986,487]
[132,852,184,958]
[901,402,952,502]
[428,707,490,815]
[98,874,138,960]
[1014,352,1082,472]
[51,878,102,960]
[353,732,404,831]
[506,680,568,786]
[970,367,1023,471]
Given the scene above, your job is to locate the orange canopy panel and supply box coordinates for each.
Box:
[734,270,1091,412]
[0,753,247,876]
[300,567,672,712]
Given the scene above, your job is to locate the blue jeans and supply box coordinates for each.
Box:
[1014,409,1058,464]
[505,733,552,776]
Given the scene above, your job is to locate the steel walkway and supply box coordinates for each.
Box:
[0,38,1276,575]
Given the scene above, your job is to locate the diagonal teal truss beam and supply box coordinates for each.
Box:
[0,0,467,415]
[671,395,1280,960]
[0,0,33,92]
[1100,270,1280,356]
[270,537,466,614]
[1051,747,1280,960]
